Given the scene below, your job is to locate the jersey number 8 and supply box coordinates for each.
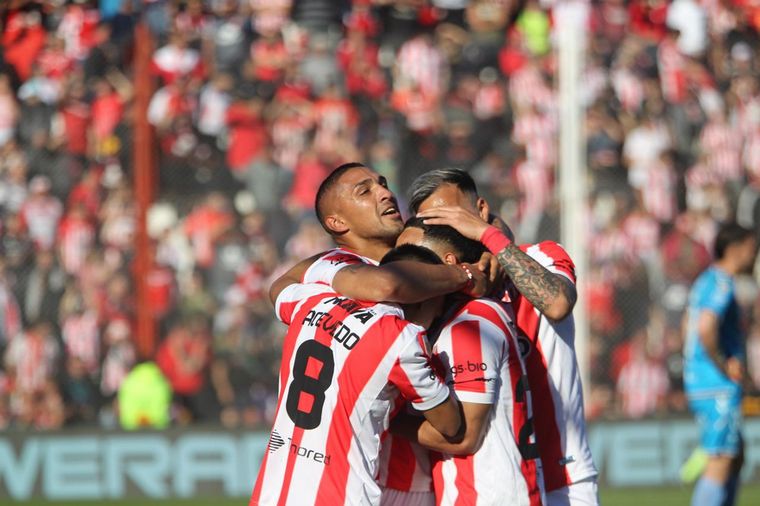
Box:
[286,340,335,429]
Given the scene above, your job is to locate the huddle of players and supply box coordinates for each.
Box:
[250,164,599,506]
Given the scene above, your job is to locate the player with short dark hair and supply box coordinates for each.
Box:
[314,162,367,231]
[268,163,492,506]
[413,168,599,506]
[251,245,463,506]
[392,221,545,506]
[401,217,486,264]
[407,167,480,217]
[684,222,756,506]
[379,242,446,266]
[273,163,487,306]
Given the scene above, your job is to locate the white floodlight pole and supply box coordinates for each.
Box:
[556,1,591,398]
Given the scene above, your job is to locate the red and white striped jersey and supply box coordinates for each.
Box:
[611,68,644,113]
[302,249,435,494]
[0,282,21,345]
[743,129,760,181]
[431,298,544,506]
[303,249,436,495]
[589,227,636,268]
[505,241,597,492]
[514,158,553,218]
[512,112,557,170]
[302,248,377,286]
[396,37,445,98]
[700,119,742,183]
[4,332,59,393]
[62,309,100,376]
[642,159,677,223]
[622,211,661,260]
[509,66,554,112]
[251,283,450,506]
[19,196,63,250]
[616,356,669,419]
[657,38,687,104]
[58,215,95,275]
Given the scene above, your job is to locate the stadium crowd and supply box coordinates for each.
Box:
[1,0,760,430]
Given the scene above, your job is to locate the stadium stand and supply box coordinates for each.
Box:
[0,0,759,431]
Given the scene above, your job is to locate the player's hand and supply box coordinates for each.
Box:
[461,262,489,298]
[418,206,490,242]
[476,252,507,297]
[725,357,744,384]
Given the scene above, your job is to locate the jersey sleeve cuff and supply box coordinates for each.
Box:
[274,284,298,323]
[546,265,575,284]
[453,390,497,405]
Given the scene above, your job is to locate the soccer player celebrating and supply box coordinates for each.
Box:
[251,246,463,506]
[276,162,488,305]
[412,168,599,506]
[391,218,544,506]
[270,162,490,506]
[683,223,756,506]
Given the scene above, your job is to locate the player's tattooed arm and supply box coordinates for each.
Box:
[495,244,577,320]
[418,205,576,320]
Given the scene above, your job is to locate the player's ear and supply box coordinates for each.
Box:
[443,252,458,265]
[477,197,490,221]
[324,214,349,235]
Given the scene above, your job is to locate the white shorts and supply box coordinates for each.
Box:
[379,488,435,506]
[546,477,599,506]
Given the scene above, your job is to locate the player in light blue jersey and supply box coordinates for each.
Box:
[684,222,756,506]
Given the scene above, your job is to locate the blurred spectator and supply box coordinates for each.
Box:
[178,269,216,319]
[4,321,60,423]
[249,32,288,83]
[666,0,707,58]
[101,317,136,403]
[516,0,551,57]
[196,73,233,139]
[58,202,95,275]
[18,249,65,326]
[151,32,203,84]
[0,75,19,147]
[300,34,338,96]
[623,112,671,191]
[0,261,22,347]
[396,31,447,99]
[183,192,234,270]
[118,361,171,430]
[61,355,100,425]
[225,94,267,176]
[237,149,292,215]
[61,296,100,377]
[3,5,47,81]
[156,317,214,422]
[19,176,62,251]
[616,330,670,418]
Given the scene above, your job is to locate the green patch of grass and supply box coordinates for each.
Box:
[600,482,760,505]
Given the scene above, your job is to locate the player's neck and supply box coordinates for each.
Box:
[714,258,740,277]
[336,236,393,263]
